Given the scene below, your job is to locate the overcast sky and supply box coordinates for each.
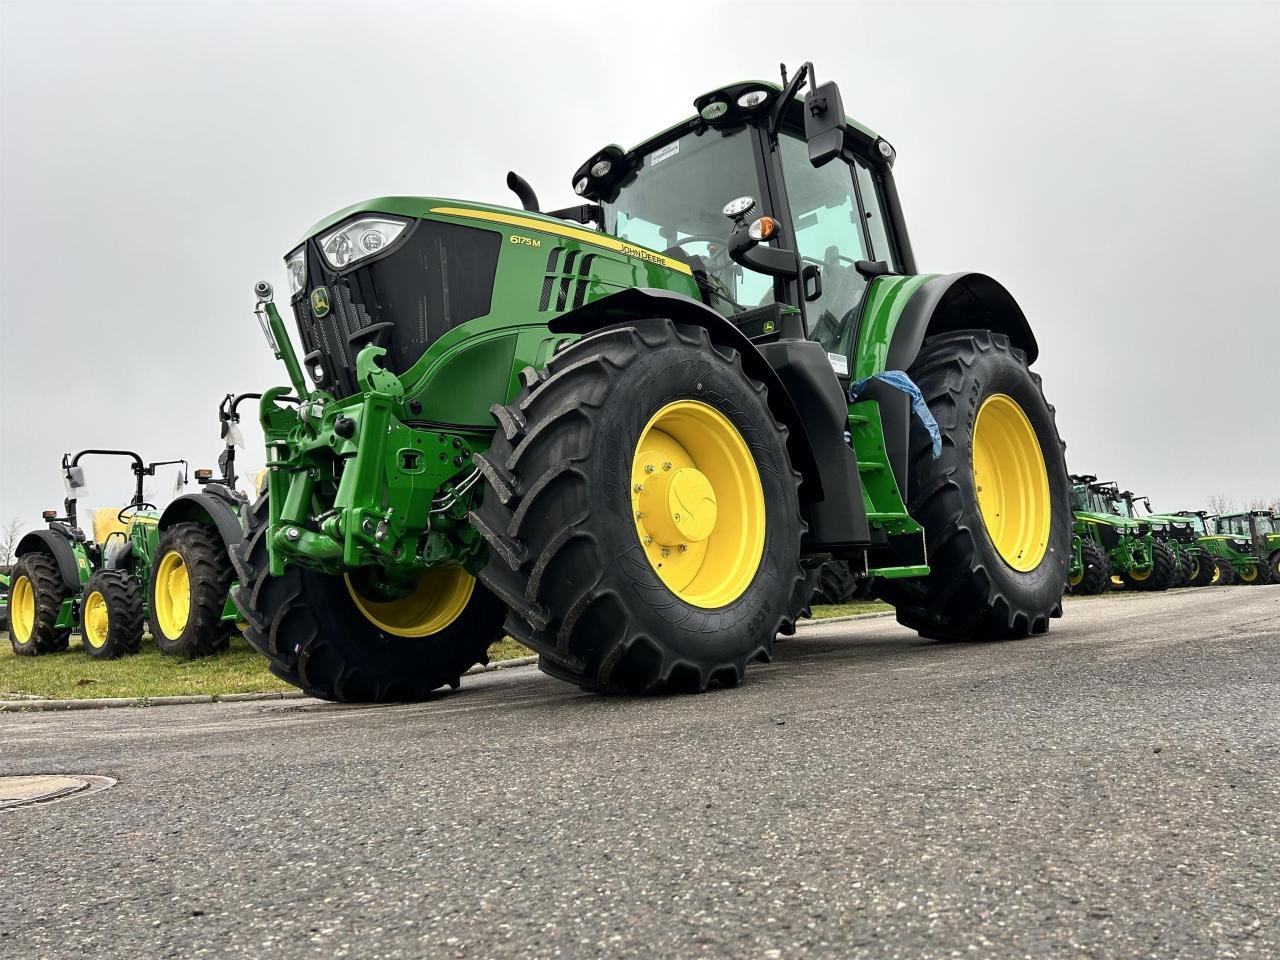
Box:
[2,0,1277,529]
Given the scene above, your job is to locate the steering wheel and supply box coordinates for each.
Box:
[118,502,157,522]
[663,235,729,260]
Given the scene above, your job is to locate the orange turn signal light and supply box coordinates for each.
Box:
[42,509,57,520]
[748,216,778,241]
[195,468,214,480]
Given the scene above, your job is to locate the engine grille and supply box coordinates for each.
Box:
[291,219,501,398]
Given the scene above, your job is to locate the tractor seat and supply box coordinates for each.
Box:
[92,508,129,546]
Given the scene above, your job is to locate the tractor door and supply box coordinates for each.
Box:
[772,134,901,373]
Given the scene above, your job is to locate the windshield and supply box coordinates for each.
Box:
[1254,514,1277,534]
[601,126,773,316]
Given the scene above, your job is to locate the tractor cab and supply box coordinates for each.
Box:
[573,65,913,373]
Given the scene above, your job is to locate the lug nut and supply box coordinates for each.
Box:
[634,483,644,493]
[643,536,653,545]
[635,511,644,520]
[660,547,671,557]
[645,464,655,474]
[678,544,688,552]
[662,461,672,471]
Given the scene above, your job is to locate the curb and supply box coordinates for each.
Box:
[0,618,888,714]
[0,655,543,713]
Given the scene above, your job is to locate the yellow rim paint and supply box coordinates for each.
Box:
[1188,556,1201,580]
[83,590,109,649]
[631,400,765,608]
[1128,564,1153,581]
[971,394,1051,573]
[1239,565,1258,583]
[1210,563,1222,585]
[11,574,36,644]
[1068,569,1083,587]
[153,551,192,640]
[429,206,694,277]
[344,567,474,637]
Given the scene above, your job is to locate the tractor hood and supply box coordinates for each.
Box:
[1075,511,1140,530]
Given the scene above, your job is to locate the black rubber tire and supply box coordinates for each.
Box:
[1068,537,1111,596]
[149,523,236,659]
[1166,548,1187,588]
[8,553,73,656]
[809,560,860,605]
[80,569,144,659]
[872,330,1071,642]
[1210,556,1236,586]
[1237,558,1276,586]
[1120,540,1175,591]
[471,319,807,694]
[1185,550,1215,588]
[231,494,505,702]
[1270,551,1280,584]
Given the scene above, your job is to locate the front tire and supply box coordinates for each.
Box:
[231,495,505,702]
[8,554,72,656]
[149,523,235,658]
[1121,541,1175,591]
[1068,537,1111,595]
[1210,556,1235,586]
[472,320,807,694]
[1185,550,1215,588]
[80,570,144,659]
[874,331,1071,642]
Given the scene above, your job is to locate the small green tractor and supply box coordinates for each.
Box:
[1068,476,1174,593]
[1205,511,1279,585]
[234,63,1073,701]
[1169,511,1236,585]
[9,396,263,659]
[8,449,182,657]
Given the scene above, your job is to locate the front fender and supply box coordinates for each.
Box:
[16,529,86,590]
[549,288,823,498]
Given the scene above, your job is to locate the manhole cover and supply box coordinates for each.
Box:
[0,775,116,810]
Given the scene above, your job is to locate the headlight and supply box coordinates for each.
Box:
[1152,523,1166,532]
[285,247,307,296]
[319,217,407,269]
[1233,538,1250,548]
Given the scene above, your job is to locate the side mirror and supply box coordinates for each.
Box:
[63,465,86,497]
[804,80,845,167]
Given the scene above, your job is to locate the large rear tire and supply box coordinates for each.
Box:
[1120,541,1175,591]
[8,554,73,656]
[874,330,1071,642]
[150,523,237,659]
[1185,550,1215,588]
[231,495,505,702]
[1067,537,1111,595]
[472,319,807,694]
[80,569,144,659]
[809,560,860,605]
[1236,560,1276,586]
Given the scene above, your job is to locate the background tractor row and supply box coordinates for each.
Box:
[7,395,266,659]
[231,63,1075,703]
[1068,476,1178,594]
[1182,510,1279,585]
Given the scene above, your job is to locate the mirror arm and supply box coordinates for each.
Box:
[728,226,799,278]
[769,61,811,141]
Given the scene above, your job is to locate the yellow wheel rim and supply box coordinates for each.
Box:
[83,590,109,649]
[631,400,765,608]
[154,551,192,640]
[972,394,1051,572]
[345,567,474,637]
[1068,569,1083,587]
[1210,564,1221,585]
[1188,556,1200,580]
[11,574,36,643]
[1239,565,1258,583]
[1129,564,1152,581]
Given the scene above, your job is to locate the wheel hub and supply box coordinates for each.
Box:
[83,591,109,648]
[637,466,718,546]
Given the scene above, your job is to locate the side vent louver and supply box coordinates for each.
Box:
[538,247,597,313]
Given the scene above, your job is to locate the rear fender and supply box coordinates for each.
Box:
[856,272,1037,498]
[16,530,85,591]
[159,491,243,550]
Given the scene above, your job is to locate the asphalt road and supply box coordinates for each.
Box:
[2,587,1278,960]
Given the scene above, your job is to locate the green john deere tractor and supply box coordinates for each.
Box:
[1205,511,1279,585]
[1170,511,1236,585]
[233,63,1072,701]
[1121,492,1215,588]
[8,449,183,657]
[1068,476,1174,593]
